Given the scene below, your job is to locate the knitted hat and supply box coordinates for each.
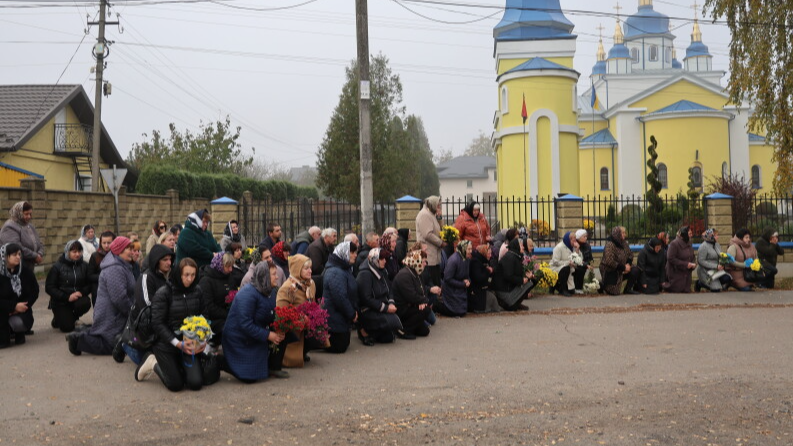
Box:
[575,229,587,240]
[109,236,131,255]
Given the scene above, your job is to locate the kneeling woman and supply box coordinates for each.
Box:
[392,250,432,339]
[46,240,91,332]
[1,243,39,348]
[695,228,732,292]
[147,258,220,391]
[437,240,472,317]
[356,248,399,345]
[322,241,359,353]
[220,264,285,383]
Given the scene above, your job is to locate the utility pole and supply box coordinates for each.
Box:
[88,0,118,192]
[356,0,374,235]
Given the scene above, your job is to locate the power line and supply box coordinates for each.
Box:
[391,0,501,25]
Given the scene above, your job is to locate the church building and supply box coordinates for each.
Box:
[491,0,776,199]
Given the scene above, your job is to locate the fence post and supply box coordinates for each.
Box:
[210,196,239,242]
[555,194,585,240]
[166,189,180,228]
[395,195,423,244]
[704,193,733,239]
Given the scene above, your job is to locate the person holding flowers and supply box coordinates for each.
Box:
[726,228,758,292]
[139,258,220,391]
[321,241,359,353]
[637,237,667,294]
[549,231,580,297]
[694,229,733,292]
[572,229,594,295]
[220,261,286,383]
[415,196,444,289]
[274,254,317,368]
[492,238,534,311]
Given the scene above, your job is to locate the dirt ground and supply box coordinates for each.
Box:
[2,300,793,446]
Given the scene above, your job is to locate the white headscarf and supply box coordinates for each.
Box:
[333,241,352,262]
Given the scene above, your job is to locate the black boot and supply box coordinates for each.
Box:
[111,340,126,363]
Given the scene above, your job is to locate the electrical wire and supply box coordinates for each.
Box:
[391,0,501,25]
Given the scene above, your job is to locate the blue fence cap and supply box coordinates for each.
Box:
[556,194,584,202]
[396,195,423,203]
[211,196,238,205]
[705,192,733,200]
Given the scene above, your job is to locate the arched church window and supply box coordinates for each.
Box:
[665,47,672,63]
[600,167,610,191]
[657,163,668,189]
[630,47,640,64]
[691,166,703,188]
[722,162,729,179]
[649,45,659,61]
[751,165,762,189]
[501,87,508,114]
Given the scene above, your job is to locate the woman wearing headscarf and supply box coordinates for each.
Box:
[321,241,359,353]
[220,220,247,252]
[665,226,696,293]
[356,248,399,346]
[498,228,519,262]
[573,229,594,294]
[0,202,44,272]
[468,243,493,313]
[45,240,91,333]
[695,229,732,293]
[637,237,667,294]
[415,196,443,288]
[0,243,39,348]
[550,231,579,297]
[492,238,534,310]
[273,254,317,370]
[437,240,472,317]
[755,228,783,289]
[726,228,758,292]
[454,201,492,250]
[175,210,220,270]
[145,220,168,258]
[599,226,636,295]
[380,232,399,282]
[392,250,433,339]
[78,225,98,263]
[220,263,286,383]
[271,241,290,279]
[200,252,235,344]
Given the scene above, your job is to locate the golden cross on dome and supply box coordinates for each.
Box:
[613,1,623,20]
[691,0,700,20]
[596,23,605,39]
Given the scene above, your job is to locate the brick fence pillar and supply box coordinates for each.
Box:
[555,194,584,239]
[395,195,423,244]
[210,196,239,242]
[704,192,734,240]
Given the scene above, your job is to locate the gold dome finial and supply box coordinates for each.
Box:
[596,23,606,61]
[639,0,652,6]
[691,0,702,42]
[613,21,624,44]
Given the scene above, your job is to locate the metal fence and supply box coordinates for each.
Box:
[746,195,793,240]
[238,197,395,246]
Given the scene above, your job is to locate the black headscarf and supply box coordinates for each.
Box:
[463,201,479,219]
[678,226,690,243]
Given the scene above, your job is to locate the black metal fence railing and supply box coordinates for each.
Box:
[746,195,793,240]
[582,194,706,245]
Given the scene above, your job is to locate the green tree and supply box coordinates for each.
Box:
[316,54,437,202]
[127,117,254,175]
[463,131,494,157]
[433,147,455,165]
[645,135,664,232]
[704,1,793,194]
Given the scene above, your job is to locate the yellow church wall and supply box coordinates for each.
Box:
[580,120,608,138]
[497,56,574,75]
[749,144,776,193]
[630,79,729,112]
[499,76,577,129]
[578,146,618,198]
[644,117,729,195]
[496,133,529,198]
[536,117,552,198]
[559,132,579,195]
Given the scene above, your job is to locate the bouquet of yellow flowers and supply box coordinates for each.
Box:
[750,258,762,272]
[242,247,256,263]
[439,225,460,244]
[718,252,735,266]
[534,262,558,289]
[179,315,213,352]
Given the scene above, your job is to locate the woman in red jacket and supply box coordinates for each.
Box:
[454,201,491,250]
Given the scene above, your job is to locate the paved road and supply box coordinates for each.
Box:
[2,290,793,445]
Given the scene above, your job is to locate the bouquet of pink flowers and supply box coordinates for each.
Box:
[297,301,330,344]
[522,254,541,275]
[224,289,238,306]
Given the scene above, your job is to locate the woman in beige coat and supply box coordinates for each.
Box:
[726,228,756,292]
[272,254,317,371]
[415,196,443,288]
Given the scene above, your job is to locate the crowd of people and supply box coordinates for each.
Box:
[0,198,787,391]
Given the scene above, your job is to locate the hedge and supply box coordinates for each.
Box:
[136,165,319,200]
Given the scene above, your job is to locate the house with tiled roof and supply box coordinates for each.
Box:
[436,155,497,203]
[0,84,134,190]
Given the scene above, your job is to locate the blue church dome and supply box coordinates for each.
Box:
[591,60,606,75]
[685,41,711,59]
[672,58,682,69]
[624,5,672,39]
[608,44,630,60]
[494,0,576,41]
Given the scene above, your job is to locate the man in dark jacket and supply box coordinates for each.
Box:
[354,232,379,276]
[291,226,321,255]
[259,223,282,252]
[306,227,337,293]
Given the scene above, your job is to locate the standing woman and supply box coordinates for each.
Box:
[78,225,98,263]
[0,243,39,347]
[665,226,696,293]
[437,240,472,317]
[726,228,757,292]
[146,221,167,257]
[454,201,492,250]
[45,240,91,332]
[0,202,44,272]
[220,263,285,383]
[695,229,732,292]
[322,241,359,353]
[273,254,317,369]
[175,210,220,270]
[599,226,636,295]
[220,220,247,252]
[415,196,443,288]
[145,258,220,392]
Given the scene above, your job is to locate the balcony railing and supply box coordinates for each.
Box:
[54,124,93,156]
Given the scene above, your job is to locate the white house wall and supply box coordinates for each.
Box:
[439,170,498,203]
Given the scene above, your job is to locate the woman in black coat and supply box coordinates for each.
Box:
[200,252,235,344]
[356,248,398,345]
[468,244,492,313]
[637,237,666,294]
[755,228,784,289]
[394,228,410,270]
[391,250,433,339]
[492,239,533,311]
[141,258,219,392]
[0,243,39,348]
[46,240,91,333]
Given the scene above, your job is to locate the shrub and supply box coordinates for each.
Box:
[756,201,778,216]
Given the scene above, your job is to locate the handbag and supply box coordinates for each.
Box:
[121,303,155,350]
[738,246,767,283]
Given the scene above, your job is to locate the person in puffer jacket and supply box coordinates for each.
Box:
[454,201,492,250]
[321,241,359,353]
[45,240,91,333]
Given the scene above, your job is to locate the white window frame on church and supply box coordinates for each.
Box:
[751,165,762,189]
[630,47,640,64]
[501,87,509,114]
[657,163,668,189]
[649,45,659,62]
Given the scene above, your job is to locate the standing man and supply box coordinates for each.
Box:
[259,223,282,252]
[415,196,443,288]
[291,226,321,255]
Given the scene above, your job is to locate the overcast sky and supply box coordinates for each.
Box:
[0,0,733,170]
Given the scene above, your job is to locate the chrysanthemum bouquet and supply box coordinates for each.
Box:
[522,254,541,275]
[583,270,600,294]
[224,289,238,306]
[718,252,735,267]
[439,225,460,245]
[297,301,330,344]
[571,252,584,267]
[535,262,558,289]
[269,306,307,352]
[179,315,213,352]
